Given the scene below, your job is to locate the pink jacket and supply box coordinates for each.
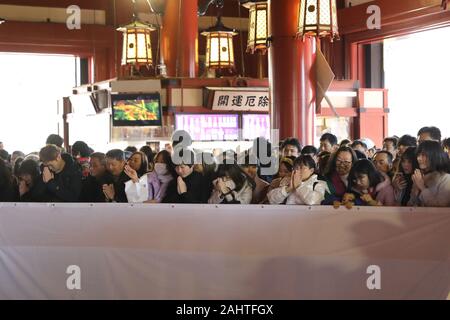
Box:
[374,176,396,206]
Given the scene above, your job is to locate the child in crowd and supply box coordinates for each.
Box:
[346,159,396,206]
[267,155,328,205]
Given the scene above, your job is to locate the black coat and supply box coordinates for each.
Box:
[102,171,130,203]
[40,153,82,202]
[201,173,215,203]
[20,178,48,202]
[79,173,112,203]
[162,171,207,203]
[0,181,17,202]
[0,161,17,202]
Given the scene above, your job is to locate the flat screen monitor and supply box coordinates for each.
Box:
[242,114,270,140]
[111,93,162,127]
[175,114,239,141]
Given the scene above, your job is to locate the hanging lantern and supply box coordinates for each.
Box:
[241,0,268,53]
[297,0,339,41]
[201,16,238,69]
[117,19,156,66]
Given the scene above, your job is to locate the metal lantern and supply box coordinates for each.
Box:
[241,0,268,53]
[117,19,156,66]
[297,0,339,40]
[201,17,238,69]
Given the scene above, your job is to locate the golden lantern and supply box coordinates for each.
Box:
[117,14,155,66]
[297,0,339,41]
[241,0,268,53]
[201,16,238,69]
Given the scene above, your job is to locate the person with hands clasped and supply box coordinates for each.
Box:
[79,152,111,202]
[408,140,450,207]
[38,144,82,202]
[17,158,47,202]
[124,150,176,203]
[208,164,254,204]
[267,155,328,205]
[103,149,130,203]
[162,149,206,203]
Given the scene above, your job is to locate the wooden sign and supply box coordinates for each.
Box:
[209,89,270,112]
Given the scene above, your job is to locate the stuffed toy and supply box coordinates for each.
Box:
[333,193,356,209]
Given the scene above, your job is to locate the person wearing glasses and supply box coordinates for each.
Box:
[321,146,358,205]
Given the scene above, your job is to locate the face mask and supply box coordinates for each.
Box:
[154,163,168,176]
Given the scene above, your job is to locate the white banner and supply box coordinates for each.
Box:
[0,203,449,299]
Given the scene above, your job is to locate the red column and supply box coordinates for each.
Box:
[268,0,316,145]
[162,0,198,78]
[299,37,317,146]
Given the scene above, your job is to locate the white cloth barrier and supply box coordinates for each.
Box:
[0,203,449,300]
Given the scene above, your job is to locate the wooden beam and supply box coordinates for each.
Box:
[0,21,115,47]
[0,21,117,81]
[338,0,444,35]
[0,0,109,10]
[346,8,450,43]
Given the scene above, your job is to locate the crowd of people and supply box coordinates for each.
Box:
[1,126,450,207]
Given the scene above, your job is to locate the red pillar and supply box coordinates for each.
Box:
[268,0,316,145]
[299,37,317,146]
[162,0,198,78]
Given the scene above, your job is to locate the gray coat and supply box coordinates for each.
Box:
[408,171,450,207]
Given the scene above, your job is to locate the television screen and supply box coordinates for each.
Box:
[242,114,270,140]
[175,114,239,141]
[111,93,162,126]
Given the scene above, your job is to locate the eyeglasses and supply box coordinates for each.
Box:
[336,158,352,166]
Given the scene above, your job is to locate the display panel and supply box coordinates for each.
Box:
[242,114,270,140]
[175,114,239,141]
[111,93,162,127]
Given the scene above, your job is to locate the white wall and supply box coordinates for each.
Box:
[0,53,76,154]
[384,27,450,139]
